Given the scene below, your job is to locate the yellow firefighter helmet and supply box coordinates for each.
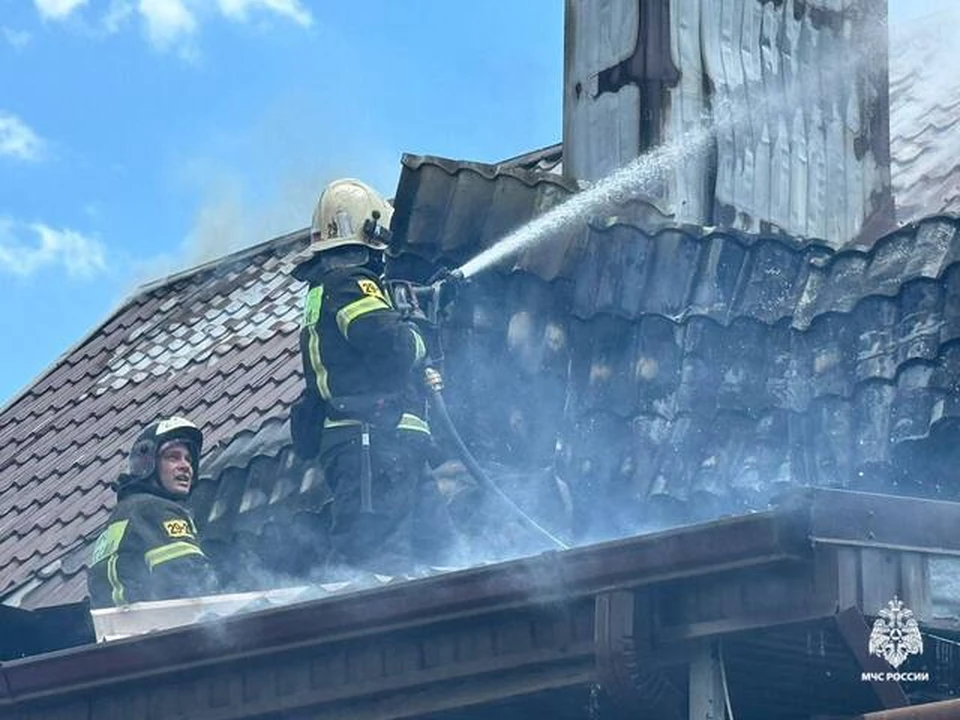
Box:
[309,178,394,253]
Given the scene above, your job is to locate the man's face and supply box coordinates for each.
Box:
[157,441,193,496]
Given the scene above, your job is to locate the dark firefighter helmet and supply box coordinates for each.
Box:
[127,416,203,484]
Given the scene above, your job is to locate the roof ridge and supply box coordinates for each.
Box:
[400,153,577,191]
[135,227,308,296]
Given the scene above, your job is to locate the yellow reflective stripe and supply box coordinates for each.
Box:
[302,285,323,327]
[412,329,427,363]
[144,541,206,570]
[304,286,332,400]
[336,296,390,338]
[398,413,430,434]
[324,414,430,433]
[107,555,126,606]
[324,417,361,428]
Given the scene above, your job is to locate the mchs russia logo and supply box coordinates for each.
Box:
[862,597,930,683]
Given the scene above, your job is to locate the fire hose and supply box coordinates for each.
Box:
[387,268,570,550]
[423,367,569,551]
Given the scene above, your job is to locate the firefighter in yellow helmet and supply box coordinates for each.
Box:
[291,179,453,578]
[87,416,219,607]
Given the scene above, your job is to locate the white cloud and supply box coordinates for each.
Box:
[216,0,312,27]
[102,0,135,34]
[138,0,197,50]
[2,27,32,50]
[30,0,311,54]
[33,0,88,20]
[0,219,108,279]
[0,112,45,162]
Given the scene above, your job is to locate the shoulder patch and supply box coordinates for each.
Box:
[90,519,129,565]
[357,279,386,301]
[163,519,195,539]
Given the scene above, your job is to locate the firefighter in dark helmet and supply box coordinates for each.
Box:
[87,416,219,607]
[290,178,455,578]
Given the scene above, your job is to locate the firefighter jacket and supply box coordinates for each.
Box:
[298,265,431,441]
[87,478,218,608]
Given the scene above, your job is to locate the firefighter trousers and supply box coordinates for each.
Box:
[320,428,455,578]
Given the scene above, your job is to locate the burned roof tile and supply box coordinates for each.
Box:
[889,14,960,223]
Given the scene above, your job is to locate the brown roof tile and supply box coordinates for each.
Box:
[0,230,311,604]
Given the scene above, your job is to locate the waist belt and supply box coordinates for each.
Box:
[324,413,430,434]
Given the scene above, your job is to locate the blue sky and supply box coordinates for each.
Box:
[0,0,950,407]
[0,0,563,406]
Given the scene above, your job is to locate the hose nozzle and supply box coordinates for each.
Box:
[424,367,444,392]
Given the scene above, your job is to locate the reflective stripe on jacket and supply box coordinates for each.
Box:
[299,266,430,436]
[87,491,217,608]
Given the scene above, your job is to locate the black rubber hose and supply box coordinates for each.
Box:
[427,387,569,550]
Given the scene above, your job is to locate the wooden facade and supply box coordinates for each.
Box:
[562,0,894,246]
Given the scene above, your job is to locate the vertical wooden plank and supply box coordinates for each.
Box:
[145,685,166,720]
[274,655,310,701]
[734,0,760,231]
[347,641,385,683]
[836,546,860,609]
[633,587,655,652]
[310,649,347,690]
[824,76,847,244]
[421,628,458,670]
[147,682,191,720]
[695,575,725,623]
[718,575,744,621]
[898,552,932,622]
[669,0,710,224]
[530,612,557,650]
[562,0,641,182]
[382,636,422,677]
[689,640,726,720]
[456,623,495,663]
[20,701,92,720]
[859,548,898,616]
[173,677,199,717]
[702,0,733,219]
[494,617,535,656]
[242,664,266,704]
[209,673,242,714]
[573,598,596,644]
[811,546,841,614]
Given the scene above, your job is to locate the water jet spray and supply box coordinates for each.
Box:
[453,122,717,282]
